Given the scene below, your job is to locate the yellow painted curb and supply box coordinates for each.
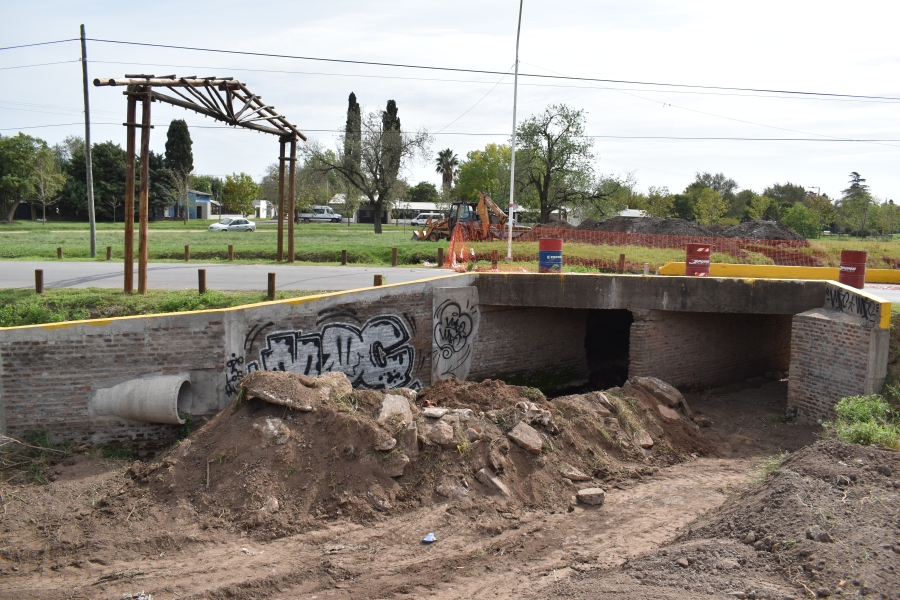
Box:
[659,262,900,284]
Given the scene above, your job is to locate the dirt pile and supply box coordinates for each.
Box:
[121,374,710,541]
[715,219,806,241]
[576,216,714,237]
[546,439,900,599]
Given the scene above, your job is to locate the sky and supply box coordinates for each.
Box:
[2,0,900,201]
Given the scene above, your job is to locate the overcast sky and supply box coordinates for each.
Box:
[2,0,899,201]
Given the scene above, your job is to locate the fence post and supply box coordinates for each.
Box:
[106,246,112,260]
[35,269,44,295]
[643,262,650,276]
[374,274,384,286]
[228,245,234,262]
[198,269,206,294]
[437,247,444,268]
[184,245,190,262]
[267,272,276,300]
[341,249,347,265]
[491,249,498,271]
[617,253,625,274]
[391,247,398,267]
[57,247,62,259]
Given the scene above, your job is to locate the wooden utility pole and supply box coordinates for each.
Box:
[138,92,151,294]
[80,25,97,257]
[277,139,286,262]
[287,137,297,262]
[123,94,136,293]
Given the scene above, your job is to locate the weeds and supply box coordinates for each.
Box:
[332,393,359,414]
[523,387,546,402]
[0,430,68,484]
[100,444,136,461]
[750,452,787,483]
[823,394,900,450]
[178,411,194,440]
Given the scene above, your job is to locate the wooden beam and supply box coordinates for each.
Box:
[277,140,286,262]
[288,137,297,263]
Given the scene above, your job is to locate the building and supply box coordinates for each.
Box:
[158,190,222,220]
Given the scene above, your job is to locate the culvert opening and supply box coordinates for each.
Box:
[585,309,633,390]
[176,380,193,416]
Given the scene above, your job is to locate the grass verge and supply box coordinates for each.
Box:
[0,287,325,328]
[824,394,900,450]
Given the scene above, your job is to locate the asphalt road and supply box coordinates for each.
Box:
[0,261,448,291]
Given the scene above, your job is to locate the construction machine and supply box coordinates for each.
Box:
[413,191,514,241]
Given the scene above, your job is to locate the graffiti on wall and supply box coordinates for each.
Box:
[226,311,421,395]
[825,285,880,325]
[432,287,480,382]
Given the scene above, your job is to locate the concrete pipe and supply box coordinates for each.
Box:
[91,375,192,425]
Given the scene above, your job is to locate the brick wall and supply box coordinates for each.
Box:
[628,310,793,387]
[467,306,589,390]
[787,308,889,423]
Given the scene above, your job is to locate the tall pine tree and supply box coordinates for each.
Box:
[164,119,193,220]
[382,99,401,185]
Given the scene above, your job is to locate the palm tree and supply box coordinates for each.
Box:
[434,148,459,192]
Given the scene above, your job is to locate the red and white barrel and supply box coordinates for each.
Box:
[685,243,711,277]
[838,250,867,289]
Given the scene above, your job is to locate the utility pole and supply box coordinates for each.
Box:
[506,0,524,260]
[80,25,97,257]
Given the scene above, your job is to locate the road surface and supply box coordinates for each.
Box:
[0,261,448,291]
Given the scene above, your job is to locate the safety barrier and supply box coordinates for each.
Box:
[443,226,900,273]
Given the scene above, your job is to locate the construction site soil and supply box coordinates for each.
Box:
[573,217,804,241]
[2,375,897,600]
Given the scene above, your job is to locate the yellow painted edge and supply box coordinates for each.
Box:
[659,262,900,284]
[0,271,467,332]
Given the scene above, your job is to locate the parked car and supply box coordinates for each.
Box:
[208,218,256,232]
[411,212,446,226]
[298,205,342,223]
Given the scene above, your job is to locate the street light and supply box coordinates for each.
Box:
[889,199,894,239]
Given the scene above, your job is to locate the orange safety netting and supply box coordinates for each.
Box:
[442,226,900,273]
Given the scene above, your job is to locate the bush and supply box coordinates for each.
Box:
[825,395,899,450]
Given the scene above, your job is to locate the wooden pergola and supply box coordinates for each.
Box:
[93,75,307,293]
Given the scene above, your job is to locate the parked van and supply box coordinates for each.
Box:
[411,212,445,226]
[298,205,342,223]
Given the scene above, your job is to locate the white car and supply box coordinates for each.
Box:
[208,218,256,232]
[411,212,445,226]
[298,205,342,223]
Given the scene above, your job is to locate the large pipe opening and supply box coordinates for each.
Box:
[584,309,634,390]
[91,375,192,425]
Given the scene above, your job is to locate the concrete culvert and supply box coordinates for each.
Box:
[91,375,192,425]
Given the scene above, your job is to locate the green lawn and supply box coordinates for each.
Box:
[0,222,446,265]
[0,287,325,328]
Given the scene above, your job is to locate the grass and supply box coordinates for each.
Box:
[0,221,447,265]
[750,451,788,483]
[824,394,900,450]
[0,430,68,484]
[0,287,324,328]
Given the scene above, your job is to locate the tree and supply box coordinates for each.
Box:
[434,148,459,196]
[31,146,65,223]
[91,141,127,222]
[382,100,402,186]
[689,172,740,217]
[192,175,224,200]
[642,186,674,218]
[840,171,873,236]
[693,187,727,225]
[805,192,836,231]
[405,181,441,204]
[0,133,42,222]
[222,172,258,215]
[782,204,820,239]
[763,182,808,218]
[456,143,511,203]
[516,104,603,223]
[307,108,431,233]
[745,193,772,220]
[164,120,194,222]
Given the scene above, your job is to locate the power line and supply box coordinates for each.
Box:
[0,39,79,51]
[85,37,900,102]
[0,60,80,71]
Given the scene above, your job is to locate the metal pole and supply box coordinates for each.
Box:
[80,25,97,258]
[506,0,524,260]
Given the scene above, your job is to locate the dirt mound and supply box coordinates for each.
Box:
[122,374,711,541]
[719,219,805,241]
[576,216,714,237]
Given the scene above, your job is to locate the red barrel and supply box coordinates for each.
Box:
[685,243,711,277]
[538,238,563,273]
[838,250,867,289]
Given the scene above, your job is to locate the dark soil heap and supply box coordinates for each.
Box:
[569,217,805,241]
[123,374,710,541]
[715,219,806,241]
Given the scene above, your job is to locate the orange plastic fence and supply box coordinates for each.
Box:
[442,226,900,273]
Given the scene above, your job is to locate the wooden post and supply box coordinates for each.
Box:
[391,247,398,267]
[228,244,234,262]
[341,249,347,265]
[276,139,286,262]
[184,245,190,261]
[617,253,625,274]
[491,249,498,270]
[35,269,44,295]
[56,247,62,259]
[198,269,206,294]
[80,25,97,258]
[137,91,151,295]
[106,246,112,260]
[267,272,276,300]
[123,94,136,293]
[374,274,384,286]
[287,137,297,263]
[437,247,444,268]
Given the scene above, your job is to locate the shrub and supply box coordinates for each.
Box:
[825,394,899,450]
